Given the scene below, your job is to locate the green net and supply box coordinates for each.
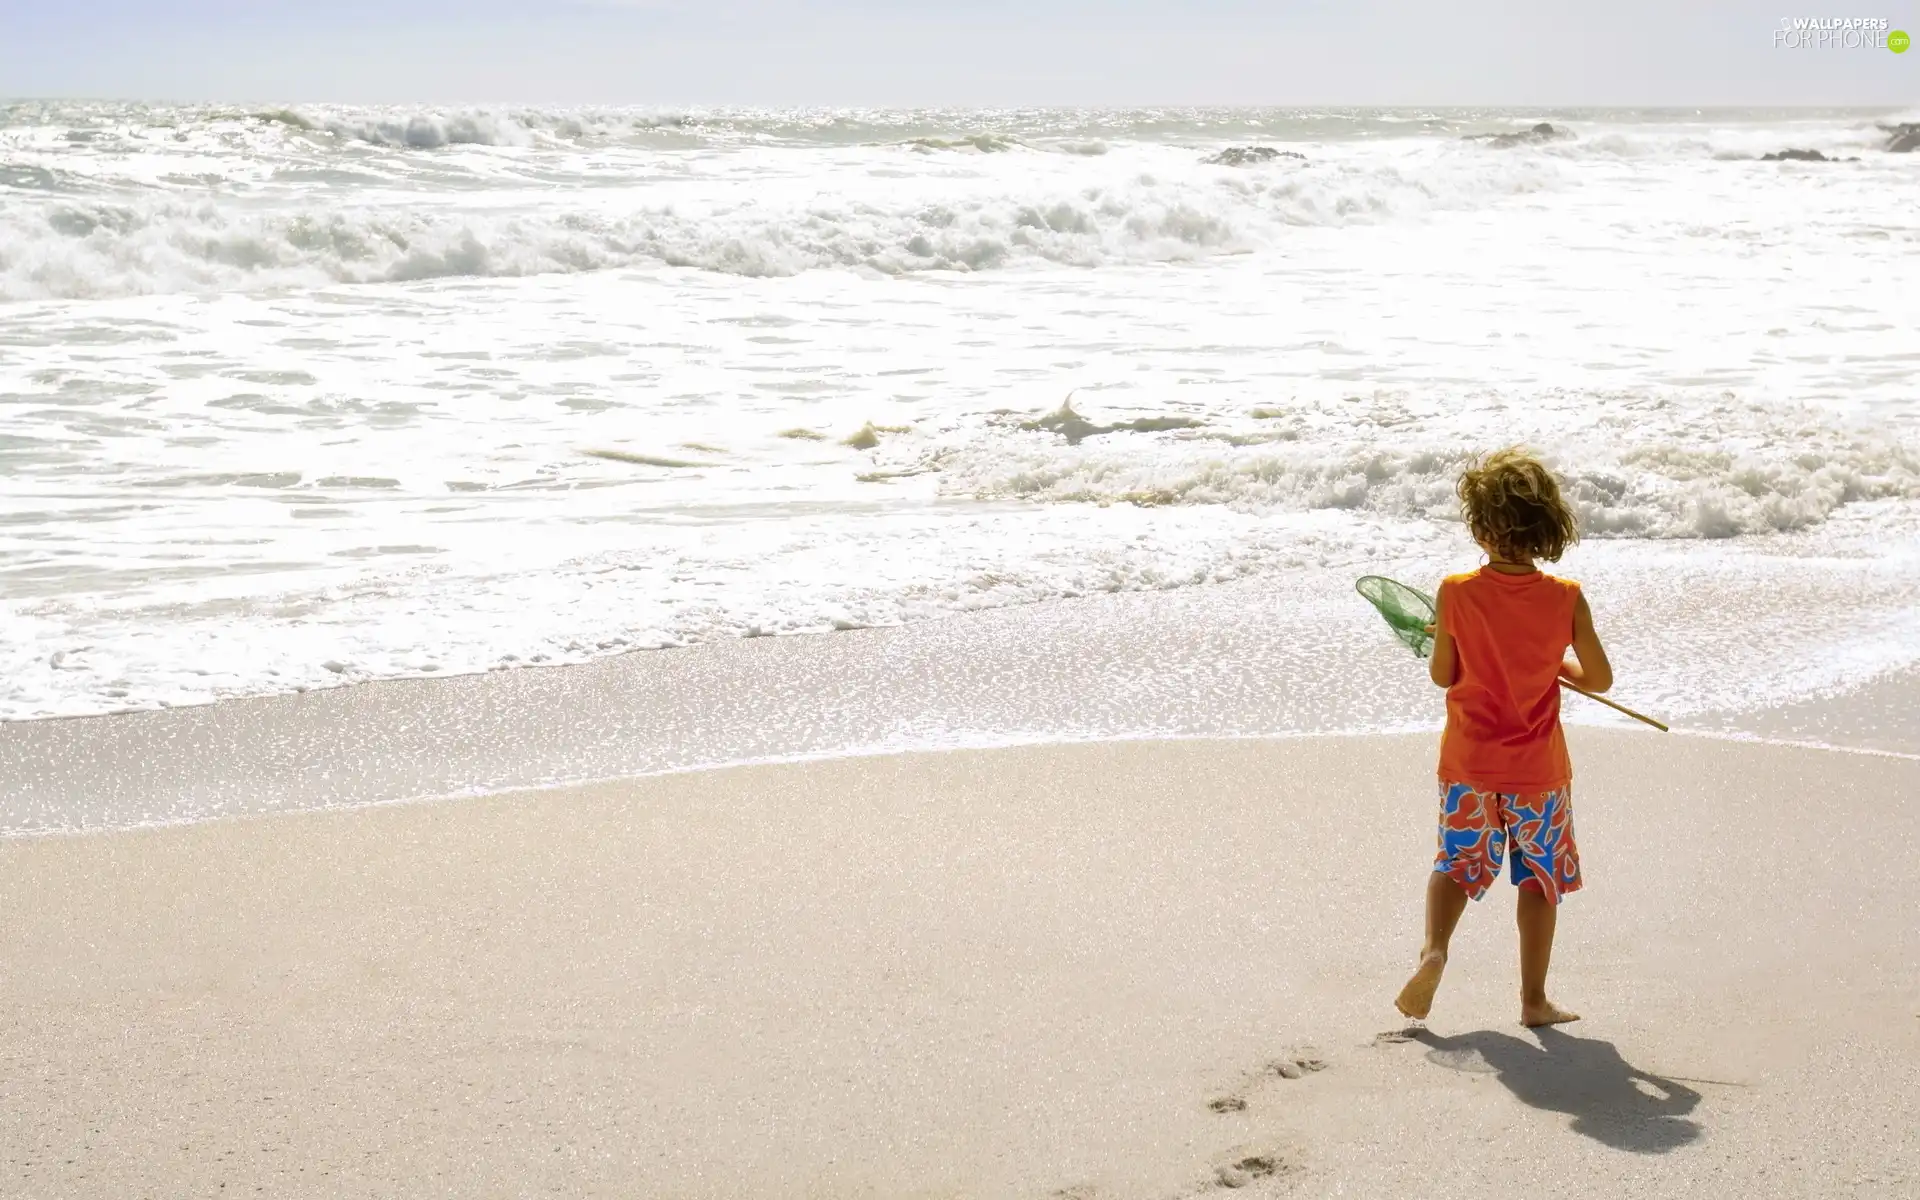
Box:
[1355,575,1437,659]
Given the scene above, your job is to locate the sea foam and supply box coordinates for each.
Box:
[3,103,1915,724]
[0,156,1554,301]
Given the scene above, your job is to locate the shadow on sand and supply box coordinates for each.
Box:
[1414,1027,1704,1153]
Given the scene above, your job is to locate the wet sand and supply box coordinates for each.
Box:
[5,569,1914,836]
[4,731,1916,1198]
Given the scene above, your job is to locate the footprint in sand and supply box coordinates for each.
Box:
[1208,1048,1327,1115]
[1269,1054,1327,1080]
[1372,1029,1415,1046]
[1211,1151,1300,1191]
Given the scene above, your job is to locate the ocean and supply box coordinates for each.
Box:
[3,103,1917,733]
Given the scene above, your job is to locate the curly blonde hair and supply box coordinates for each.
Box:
[1457,448,1578,563]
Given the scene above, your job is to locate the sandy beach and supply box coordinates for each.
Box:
[4,727,1915,1198]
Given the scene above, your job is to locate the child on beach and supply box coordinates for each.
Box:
[1395,448,1613,1029]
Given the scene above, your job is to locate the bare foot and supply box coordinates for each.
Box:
[1521,1000,1581,1027]
[1394,951,1447,1019]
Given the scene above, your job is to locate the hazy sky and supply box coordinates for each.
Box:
[3,1,1916,106]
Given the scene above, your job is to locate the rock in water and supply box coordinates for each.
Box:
[1760,149,1859,162]
[1882,123,1920,153]
[1204,146,1307,166]
[1466,122,1572,148]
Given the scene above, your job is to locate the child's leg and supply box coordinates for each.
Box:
[1399,782,1504,1020]
[1422,869,1470,960]
[1395,871,1468,1019]
[1508,785,1582,1027]
[1516,882,1579,1027]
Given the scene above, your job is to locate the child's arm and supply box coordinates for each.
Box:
[1427,586,1457,688]
[1560,591,1614,694]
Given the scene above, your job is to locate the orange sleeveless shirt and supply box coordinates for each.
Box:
[1436,567,1580,791]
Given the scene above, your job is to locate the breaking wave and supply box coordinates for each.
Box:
[0,158,1554,300]
[931,400,1920,541]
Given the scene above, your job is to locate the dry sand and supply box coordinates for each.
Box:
[3,731,1917,1198]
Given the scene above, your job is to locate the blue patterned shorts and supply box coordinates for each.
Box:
[1435,780,1582,905]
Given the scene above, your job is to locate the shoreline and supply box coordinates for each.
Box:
[6,573,1919,835]
[5,732,1916,1197]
